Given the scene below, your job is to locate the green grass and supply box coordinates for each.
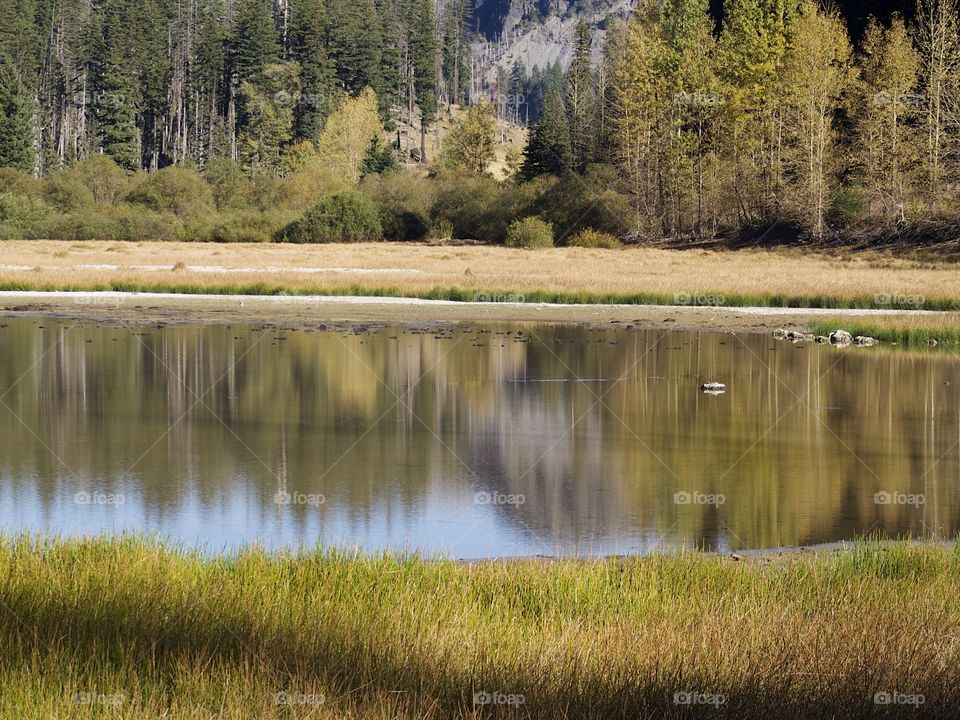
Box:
[4,278,960,311]
[0,535,958,718]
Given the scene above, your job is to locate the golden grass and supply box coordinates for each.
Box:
[1,240,957,304]
[0,536,957,719]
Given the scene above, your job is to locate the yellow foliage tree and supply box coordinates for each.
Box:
[779,1,853,239]
[316,87,384,183]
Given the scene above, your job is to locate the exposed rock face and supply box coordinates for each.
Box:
[472,0,638,81]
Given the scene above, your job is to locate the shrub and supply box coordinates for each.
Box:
[430,173,547,243]
[67,155,130,205]
[533,172,633,240]
[205,158,252,210]
[361,170,432,241]
[506,216,554,248]
[43,173,94,211]
[187,209,291,243]
[275,163,348,213]
[0,168,41,198]
[278,191,382,243]
[25,205,181,241]
[126,166,214,218]
[567,228,622,249]
[0,192,53,237]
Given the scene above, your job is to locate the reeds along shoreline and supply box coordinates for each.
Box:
[0,536,957,719]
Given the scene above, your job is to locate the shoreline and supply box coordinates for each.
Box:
[0,290,951,333]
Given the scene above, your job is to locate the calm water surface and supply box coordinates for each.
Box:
[0,317,956,557]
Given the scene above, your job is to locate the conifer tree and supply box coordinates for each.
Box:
[290,0,335,141]
[411,0,438,160]
[566,20,596,171]
[521,86,572,179]
[94,9,140,171]
[327,0,381,94]
[231,0,281,84]
[0,54,35,172]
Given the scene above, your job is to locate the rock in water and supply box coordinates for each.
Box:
[701,382,726,394]
[829,330,854,347]
[854,335,878,347]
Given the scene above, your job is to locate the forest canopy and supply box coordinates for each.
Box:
[1,0,960,245]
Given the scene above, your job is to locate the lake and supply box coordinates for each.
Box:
[0,317,955,557]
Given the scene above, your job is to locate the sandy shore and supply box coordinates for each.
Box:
[0,290,949,331]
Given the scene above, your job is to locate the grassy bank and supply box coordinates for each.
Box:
[0,536,957,719]
[5,277,960,311]
[809,318,960,350]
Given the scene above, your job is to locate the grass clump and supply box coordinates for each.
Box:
[505,216,554,249]
[0,536,958,719]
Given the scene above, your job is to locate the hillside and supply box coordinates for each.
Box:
[471,0,638,82]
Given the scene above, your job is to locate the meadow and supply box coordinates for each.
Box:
[1,240,958,312]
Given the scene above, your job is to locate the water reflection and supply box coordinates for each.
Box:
[0,318,956,557]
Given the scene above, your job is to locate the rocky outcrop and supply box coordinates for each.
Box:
[829,330,854,347]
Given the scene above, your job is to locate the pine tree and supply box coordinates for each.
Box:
[231,0,281,84]
[290,0,335,141]
[410,0,437,160]
[94,9,140,171]
[237,61,300,173]
[566,20,595,170]
[521,87,571,179]
[441,0,470,109]
[327,0,381,94]
[0,54,35,172]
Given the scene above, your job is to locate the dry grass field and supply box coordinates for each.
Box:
[1,240,958,306]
